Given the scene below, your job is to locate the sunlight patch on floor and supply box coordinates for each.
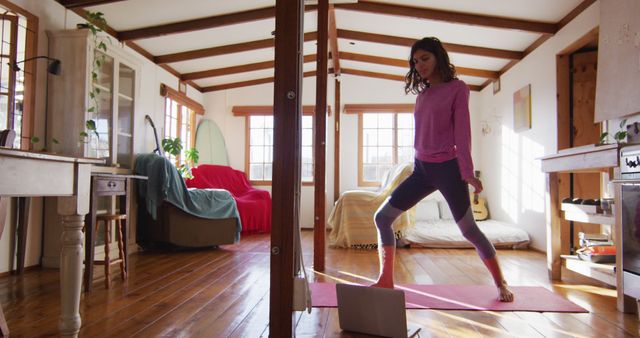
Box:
[553,283,617,297]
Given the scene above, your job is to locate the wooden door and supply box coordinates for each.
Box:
[560,50,601,251]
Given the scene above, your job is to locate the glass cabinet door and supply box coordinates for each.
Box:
[89,50,113,163]
[117,63,134,168]
[86,49,135,169]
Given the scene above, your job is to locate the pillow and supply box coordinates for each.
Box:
[438,201,454,220]
[415,200,440,221]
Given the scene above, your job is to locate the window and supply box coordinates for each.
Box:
[161,84,203,165]
[247,115,273,182]
[234,106,317,186]
[345,104,415,186]
[0,4,37,150]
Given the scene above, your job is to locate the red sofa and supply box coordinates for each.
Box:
[186,165,271,234]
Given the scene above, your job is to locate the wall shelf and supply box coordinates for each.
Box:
[563,211,614,225]
[562,255,616,286]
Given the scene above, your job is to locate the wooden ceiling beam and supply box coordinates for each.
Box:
[201,65,482,93]
[338,29,523,60]
[57,0,127,8]
[341,67,480,91]
[202,70,320,92]
[328,5,340,75]
[118,7,275,41]
[156,32,318,64]
[118,6,319,41]
[181,54,317,80]
[341,67,403,82]
[334,0,557,34]
[339,51,498,79]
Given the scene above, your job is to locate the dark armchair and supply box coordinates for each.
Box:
[135,153,241,248]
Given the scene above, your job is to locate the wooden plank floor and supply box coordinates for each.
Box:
[1,230,638,337]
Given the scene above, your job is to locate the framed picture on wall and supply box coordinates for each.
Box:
[513,84,531,132]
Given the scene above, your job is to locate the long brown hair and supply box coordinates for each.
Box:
[404,37,457,94]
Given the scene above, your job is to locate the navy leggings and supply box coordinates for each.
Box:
[389,158,470,221]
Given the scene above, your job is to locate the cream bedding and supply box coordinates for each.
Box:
[328,162,415,248]
[405,219,530,249]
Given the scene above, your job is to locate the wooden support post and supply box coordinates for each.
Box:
[270,0,304,336]
[333,79,341,203]
[314,0,328,272]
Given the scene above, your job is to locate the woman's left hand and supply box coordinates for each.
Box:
[465,177,483,194]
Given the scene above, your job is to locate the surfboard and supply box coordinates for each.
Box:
[195,119,229,166]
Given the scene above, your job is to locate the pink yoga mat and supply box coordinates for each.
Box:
[310,283,587,312]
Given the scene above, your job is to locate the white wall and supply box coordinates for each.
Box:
[0,0,200,273]
[474,2,600,251]
[202,77,336,228]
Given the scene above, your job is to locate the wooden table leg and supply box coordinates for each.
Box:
[16,197,29,274]
[548,172,562,280]
[84,178,98,292]
[56,160,92,337]
[0,197,9,336]
[58,214,84,337]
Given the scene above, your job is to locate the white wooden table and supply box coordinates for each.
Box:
[0,148,103,337]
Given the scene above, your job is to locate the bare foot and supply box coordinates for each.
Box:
[497,281,514,302]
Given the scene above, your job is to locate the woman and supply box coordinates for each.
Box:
[371,37,514,302]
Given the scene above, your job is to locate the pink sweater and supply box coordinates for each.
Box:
[414,79,474,180]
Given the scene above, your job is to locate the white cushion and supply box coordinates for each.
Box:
[439,201,454,220]
[415,200,440,221]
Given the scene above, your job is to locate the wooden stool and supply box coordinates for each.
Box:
[89,214,127,289]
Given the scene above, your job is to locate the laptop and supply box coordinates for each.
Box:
[336,283,421,338]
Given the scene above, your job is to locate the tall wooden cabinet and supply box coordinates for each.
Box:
[46,29,135,167]
[42,29,139,268]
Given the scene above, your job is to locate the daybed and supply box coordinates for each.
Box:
[186,164,271,234]
[328,162,415,249]
[135,153,241,248]
[404,199,530,249]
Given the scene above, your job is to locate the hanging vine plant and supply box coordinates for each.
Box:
[78,11,109,145]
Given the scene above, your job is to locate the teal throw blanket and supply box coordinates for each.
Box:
[135,153,242,237]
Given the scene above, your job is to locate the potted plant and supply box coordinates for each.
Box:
[162,137,200,179]
[599,119,627,145]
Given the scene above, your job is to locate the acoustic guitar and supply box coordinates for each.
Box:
[144,114,164,156]
[469,170,489,221]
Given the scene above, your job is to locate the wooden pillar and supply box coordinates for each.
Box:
[313,0,328,272]
[333,79,341,203]
[270,0,304,336]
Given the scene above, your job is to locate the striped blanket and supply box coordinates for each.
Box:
[328,162,415,249]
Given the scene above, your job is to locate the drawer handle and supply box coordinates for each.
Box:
[108,181,117,188]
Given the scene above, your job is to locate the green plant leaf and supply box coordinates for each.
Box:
[86,120,97,131]
[30,136,39,143]
[615,130,627,142]
[185,148,199,165]
[52,138,60,144]
[599,132,609,144]
[162,137,183,156]
[620,119,628,129]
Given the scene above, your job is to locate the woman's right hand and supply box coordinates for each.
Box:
[465,176,483,194]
